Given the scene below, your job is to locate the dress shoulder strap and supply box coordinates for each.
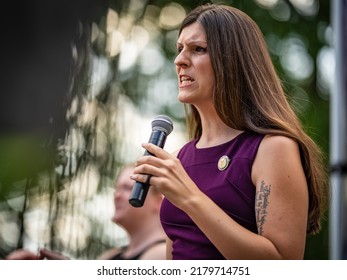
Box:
[109,239,166,260]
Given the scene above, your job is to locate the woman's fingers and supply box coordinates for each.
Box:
[141,143,171,159]
[130,173,150,184]
[133,144,172,176]
[39,248,70,260]
[5,249,42,260]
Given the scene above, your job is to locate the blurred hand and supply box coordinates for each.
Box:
[5,249,43,260]
[39,248,70,260]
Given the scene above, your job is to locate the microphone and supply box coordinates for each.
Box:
[129,115,174,207]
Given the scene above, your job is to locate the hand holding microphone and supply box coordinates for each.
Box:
[129,115,173,207]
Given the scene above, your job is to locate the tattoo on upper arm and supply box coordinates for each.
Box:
[255,180,271,235]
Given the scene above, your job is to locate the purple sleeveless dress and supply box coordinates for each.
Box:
[160,130,265,259]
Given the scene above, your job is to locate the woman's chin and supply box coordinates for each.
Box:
[178,93,193,104]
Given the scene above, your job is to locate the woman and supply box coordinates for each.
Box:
[98,165,166,260]
[6,165,166,260]
[131,4,328,260]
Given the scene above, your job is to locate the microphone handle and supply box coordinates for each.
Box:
[144,130,167,155]
[129,130,167,207]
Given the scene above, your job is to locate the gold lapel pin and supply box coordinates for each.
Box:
[218,155,230,171]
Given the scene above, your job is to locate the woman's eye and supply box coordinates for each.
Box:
[176,46,207,54]
[195,46,207,52]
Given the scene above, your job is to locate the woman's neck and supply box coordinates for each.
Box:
[123,218,165,257]
[196,113,242,148]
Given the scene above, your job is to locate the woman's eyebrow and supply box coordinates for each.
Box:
[176,40,207,46]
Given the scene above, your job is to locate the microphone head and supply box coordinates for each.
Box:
[151,115,173,135]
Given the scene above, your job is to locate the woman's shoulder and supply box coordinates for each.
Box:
[260,135,299,154]
[254,134,301,173]
[252,134,305,187]
[139,240,167,260]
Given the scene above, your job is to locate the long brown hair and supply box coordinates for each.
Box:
[180,4,328,234]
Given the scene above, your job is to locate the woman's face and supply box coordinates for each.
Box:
[112,167,160,228]
[174,22,215,108]
[112,167,135,225]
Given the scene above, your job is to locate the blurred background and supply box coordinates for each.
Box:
[0,0,344,259]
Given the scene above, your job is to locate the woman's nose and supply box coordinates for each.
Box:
[174,50,190,68]
[114,190,121,200]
